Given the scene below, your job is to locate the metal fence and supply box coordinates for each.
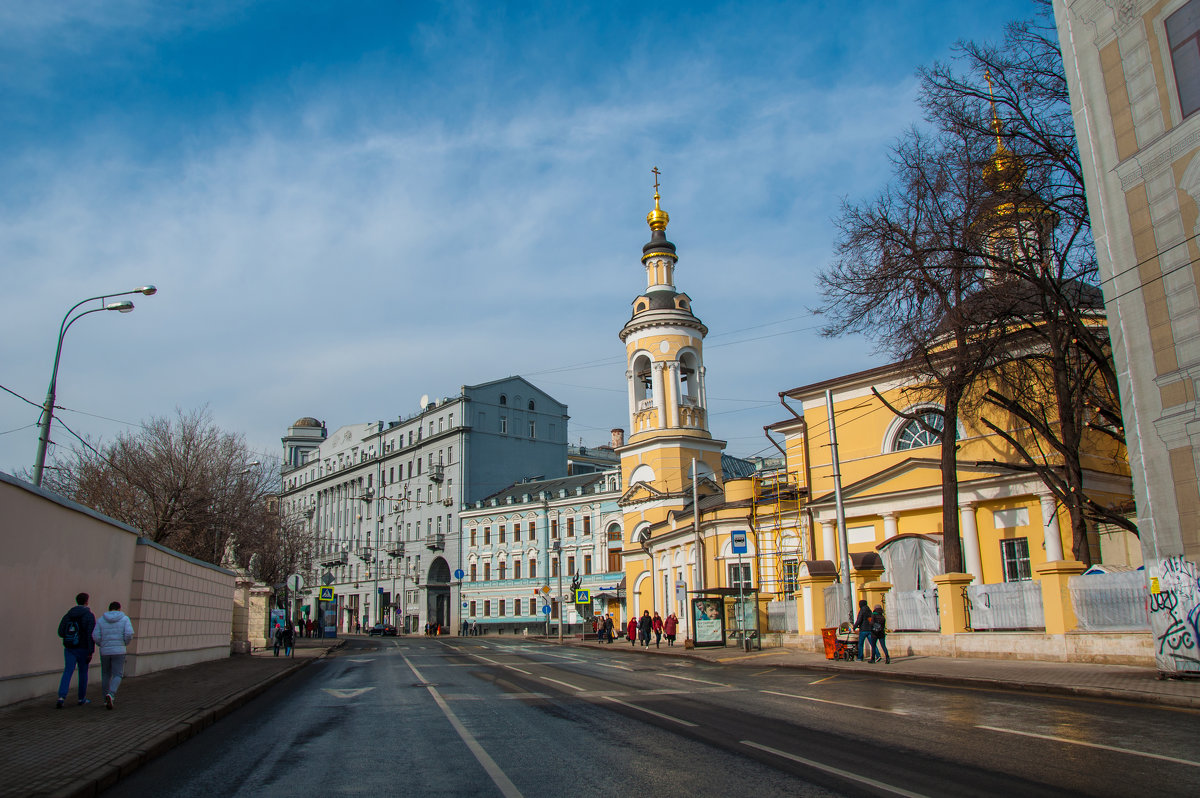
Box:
[966,581,1045,630]
[824,583,851,628]
[889,588,940,631]
[766,599,798,633]
[1069,570,1151,631]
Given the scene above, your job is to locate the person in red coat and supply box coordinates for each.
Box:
[663,613,678,646]
[626,616,637,646]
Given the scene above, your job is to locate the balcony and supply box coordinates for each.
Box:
[386,542,405,557]
[320,551,347,567]
[426,534,445,551]
[430,463,445,483]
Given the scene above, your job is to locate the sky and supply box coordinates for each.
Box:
[0,0,1042,476]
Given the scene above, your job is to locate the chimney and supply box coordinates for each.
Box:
[611,428,625,448]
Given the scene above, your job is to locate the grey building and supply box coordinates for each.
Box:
[280,376,569,634]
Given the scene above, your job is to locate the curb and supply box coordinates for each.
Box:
[50,642,345,798]
[541,638,1200,711]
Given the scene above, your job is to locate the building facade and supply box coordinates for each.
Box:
[279,376,569,634]
[459,471,624,634]
[1055,0,1200,673]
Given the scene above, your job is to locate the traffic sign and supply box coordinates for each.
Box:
[731,530,748,554]
[321,571,335,587]
[462,601,469,609]
[318,586,335,601]
[540,585,551,595]
[454,568,465,580]
[541,604,552,615]
[574,588,591,603]
[287,573,304,592]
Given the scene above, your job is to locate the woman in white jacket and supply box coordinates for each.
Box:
[92,601,135,710]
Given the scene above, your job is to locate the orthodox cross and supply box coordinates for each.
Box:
[651,166,661,192]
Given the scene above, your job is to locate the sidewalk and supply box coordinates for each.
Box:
[558,636,1200,709]
[0,638,342,798]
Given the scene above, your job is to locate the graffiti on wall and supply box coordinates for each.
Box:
[1150,555,1200,667]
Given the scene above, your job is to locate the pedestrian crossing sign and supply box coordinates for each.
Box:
[574,588,590,603]
[319,586,335,601]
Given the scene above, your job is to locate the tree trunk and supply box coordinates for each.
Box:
[941,386,964,574]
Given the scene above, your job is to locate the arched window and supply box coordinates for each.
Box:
[528,400,535,411]
[499,394,507,405]
[894,412,943,450]
[632,354,653,406]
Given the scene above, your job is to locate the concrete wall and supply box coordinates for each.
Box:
[0,473,235,706]
[790,630,1154,666]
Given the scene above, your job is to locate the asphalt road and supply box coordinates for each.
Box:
[103,637,1200,797]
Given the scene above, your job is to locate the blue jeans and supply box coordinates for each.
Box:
[871,634,890,662]
[857,627,871,661]
[58,648,92,700]
[100,654,126,697]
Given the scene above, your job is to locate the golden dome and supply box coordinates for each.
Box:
[646,189,669,232]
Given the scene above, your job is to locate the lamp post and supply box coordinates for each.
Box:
[553,540,564,643]
[33,285,157,487]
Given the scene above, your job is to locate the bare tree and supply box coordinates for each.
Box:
[41,407,276,564]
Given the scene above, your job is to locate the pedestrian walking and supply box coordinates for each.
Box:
[638,610,652,647]
[664,612,678,646]
[92,600,134,710]
[652,612,664,648]
[273,624,284,656]
[869,604,890,664]
[853,599,873,662]
[283,623,295,657]
[604,615,615,644]
[56,592,96,708]
[471,620,478,636]
[627,616,637,646]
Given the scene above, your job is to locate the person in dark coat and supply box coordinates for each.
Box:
[56,592,96,708]
[869,604,890,664]
[651,612,664,648]
[603,615,615,644]
[853,599,873,662]
[638,610,653,647]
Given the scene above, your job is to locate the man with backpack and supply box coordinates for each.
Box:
[56,592,96,709]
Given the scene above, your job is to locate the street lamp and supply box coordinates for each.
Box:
[33,285,157,487]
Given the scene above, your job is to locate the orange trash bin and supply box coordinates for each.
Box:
[821,627,838,660]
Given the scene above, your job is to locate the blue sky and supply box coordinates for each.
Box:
[0,0,1040,475]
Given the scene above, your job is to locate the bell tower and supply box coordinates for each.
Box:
[618,170,726,503]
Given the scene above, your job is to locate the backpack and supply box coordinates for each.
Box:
[60,613,83,648]
[871,613,885,636]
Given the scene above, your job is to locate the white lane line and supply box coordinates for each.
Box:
[742,741,930,798]
[808,675,838,685]
[977,726,1200,768]
[660,674,728,687]
[589,661,633,671]
[540,676,585,692]
[404,657,523,798]
[761,690,908,715]
[474,655,502,665]
[602,696,698,727]
[505,665,532,675]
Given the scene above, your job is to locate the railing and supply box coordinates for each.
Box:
[1069,570,1151,631]
[824,583,851,627]
[966,581,1044,630]
[637,398,655,411]
[889,588,940,631]
[426,534,445,551]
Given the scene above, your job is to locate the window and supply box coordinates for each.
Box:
[529,420,536,438]
[470,529,477,546]
[437,516,442,534]
[894,412,943,451]
[567,517,575,537]
[1000,538,1032,582]
[583,516,591,536]
[449,413,454,428]
[416,487,422,504]
[529,559,537,579]
[567,555,575,575]
[529,598,537,616]
[484,526,491,545]
[499,562,506,580]
[528,400,535,411]
[498,599,505,617]
[500,394,507,405]
[608,549,621,572]
[1168,0,1200,118]
[514,522,521,541]
[500,416,508,435]
[470,600,476,616]
[447,446,453,463]
[607,523,621,541]
[470,563,477,581]
[584,555,592,575]
[551,519,558,539]
[499,524,506,543]
[484,563,491,581]
[438,418,444,432]
[484,600,491,617]
[783,560,799,594]
[552,558,559,577]
[514,560,521,579]
[728,563,751,590]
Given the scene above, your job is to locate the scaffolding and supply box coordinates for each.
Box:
[750,470,806,602]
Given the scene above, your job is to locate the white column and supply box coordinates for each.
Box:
[821,520,836,563]
[626,368,636,423]
[882,512,899,540]
[960,502,983,583]
[651,362,666,429]
[1040,494,1064,561]
[666,362,680,428]
[698,366,708,410]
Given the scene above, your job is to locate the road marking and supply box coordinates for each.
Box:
[742,741,930,798]
[347,658,375,663]
[404,657,523,798]
[474,655,503,665]
[714,651,783,662]
[660,674,729,687]
[505,665,532,675]
[590,661,633,671]
[976,726,1200,768]
[540,676,585,692]
[761,689,908,715]
[809,675,838,685]
[321,688,376,699]
[602,696,698,727]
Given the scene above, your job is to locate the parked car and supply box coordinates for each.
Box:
[368,623,398,637]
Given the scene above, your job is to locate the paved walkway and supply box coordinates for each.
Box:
[561,635,1200,708]
[3,634,1197,797]
[0,638,341,798]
